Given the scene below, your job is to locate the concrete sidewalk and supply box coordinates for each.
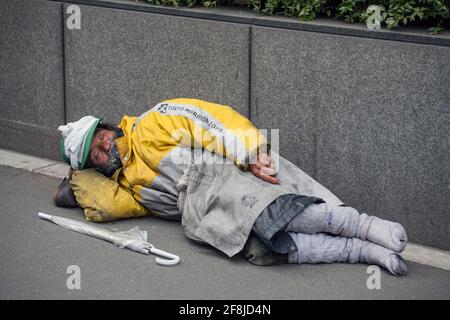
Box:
[0,164,449,299]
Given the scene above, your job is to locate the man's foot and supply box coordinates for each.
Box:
[357,213,408,253]
[361,241,408,276]
[53,177,78,207]
[287,232,408,276]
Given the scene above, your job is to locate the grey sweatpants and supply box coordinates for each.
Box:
[285,202,360,236]
[284,203,363,264]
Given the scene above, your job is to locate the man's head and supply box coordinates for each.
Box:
[85,123,123,176]
[59,117,123,176]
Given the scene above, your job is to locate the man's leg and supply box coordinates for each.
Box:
[285,203,408,253]
[288,232,408,276]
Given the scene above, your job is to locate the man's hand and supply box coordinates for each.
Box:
[249,152,280,184]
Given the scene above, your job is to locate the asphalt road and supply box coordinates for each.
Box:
[0,166,449,299]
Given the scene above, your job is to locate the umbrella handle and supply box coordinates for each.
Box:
[149,247,180,266]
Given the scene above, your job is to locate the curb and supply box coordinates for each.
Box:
[0,148,69,179]
[1,147,449,272]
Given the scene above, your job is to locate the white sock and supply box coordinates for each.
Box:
[357,213,408,253]
[360,241,408,276]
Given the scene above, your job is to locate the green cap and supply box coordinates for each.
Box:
[60,116,103,170]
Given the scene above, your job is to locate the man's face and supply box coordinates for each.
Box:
[88,128,117,167]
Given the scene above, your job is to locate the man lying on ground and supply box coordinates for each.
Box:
[54,98,408,275]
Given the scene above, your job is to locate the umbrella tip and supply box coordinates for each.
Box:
[38,212,52,221]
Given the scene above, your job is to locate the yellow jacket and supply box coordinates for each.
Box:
[71,98,269,221]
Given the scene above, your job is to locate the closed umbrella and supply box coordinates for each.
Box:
[38,212,180,266]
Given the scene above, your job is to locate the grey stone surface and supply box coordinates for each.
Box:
[55,0,450,46]
[251,27,320,178]
[63,3,250,125]
[1,166,450,299]
[34,163,70,179]
[315,34,450,251]
[252,26,450,251]
[0,147,58,172]
[0,0,64,160]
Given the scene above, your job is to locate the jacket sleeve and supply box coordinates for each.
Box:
[144,98,270,171]
[70,169,152,222]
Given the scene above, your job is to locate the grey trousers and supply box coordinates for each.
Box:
[288,232,364,264]
[284,202,363,264]
[285,202,360,237]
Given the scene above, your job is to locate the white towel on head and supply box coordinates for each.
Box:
[58,116,99,169]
